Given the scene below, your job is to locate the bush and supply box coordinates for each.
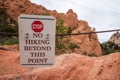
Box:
[0,8,18,33]
[69,42,80,49]
[56,19,79,54]
[0,36,19,45]
[83,50,97,57]
[101,41,120,55]
[88,53,97,57]
[0,8,18,45]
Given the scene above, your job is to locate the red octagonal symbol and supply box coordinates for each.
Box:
[32,21,44,32]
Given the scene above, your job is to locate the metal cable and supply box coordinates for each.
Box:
[0,29,120,36]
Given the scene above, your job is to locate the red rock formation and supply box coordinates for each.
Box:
[63,9,78,29]
[0,50,119,80]
[0,0,9,8]
[71,20,102,56]
[0,50,30,76]
[1,0,102,56]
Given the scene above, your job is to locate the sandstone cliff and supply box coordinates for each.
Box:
[0,0,102,56]
[0,50,120,80]
[71,21,102,56]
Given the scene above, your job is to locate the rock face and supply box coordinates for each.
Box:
[0,50,30,76]
[109,32,120,46]
[1,0,102,56]
[0,50,120,80]
[0,0,9,8]
[71,21,102,56]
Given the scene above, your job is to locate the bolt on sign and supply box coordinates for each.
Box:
[18,14,56,67]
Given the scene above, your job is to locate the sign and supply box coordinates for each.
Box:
[18,14,56,67]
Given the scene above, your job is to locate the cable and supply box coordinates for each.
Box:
[0,29,120,36]
[56,29,120,36]
[0,32,18,36]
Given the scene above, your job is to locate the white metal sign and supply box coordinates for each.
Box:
[18,14,56,67]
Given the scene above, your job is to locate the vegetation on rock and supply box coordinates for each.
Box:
[101,41,120,55]
[0,8,18,33]
[56,19,79,54]
[0,8,18,45]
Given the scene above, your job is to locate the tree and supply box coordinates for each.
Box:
[101,41,120,55]
[56,19,79,54]
[0,8,18,33]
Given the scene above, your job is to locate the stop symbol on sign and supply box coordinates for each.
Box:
[32,21,44,32]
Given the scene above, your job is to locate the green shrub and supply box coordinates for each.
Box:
[88,53,97,57]
[56,19,79,54]
[83,50,97,57]
[0,8,18,33]
[0,37,19,45]
[101,41,120,55]
[69,42,80,49]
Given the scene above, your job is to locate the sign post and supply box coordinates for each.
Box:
[18,14,56,67]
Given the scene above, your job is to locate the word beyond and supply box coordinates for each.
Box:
[24,46,51,51]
